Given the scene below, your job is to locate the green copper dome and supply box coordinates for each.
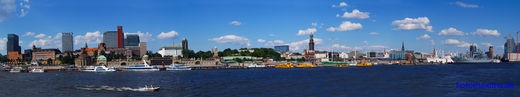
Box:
[97,55,107,61]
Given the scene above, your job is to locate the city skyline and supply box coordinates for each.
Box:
[1,0,520,55]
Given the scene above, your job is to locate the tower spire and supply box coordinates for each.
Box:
[309,33,315,51]
[401,41,405,51]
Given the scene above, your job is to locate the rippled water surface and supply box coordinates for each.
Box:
[1,63,519,96]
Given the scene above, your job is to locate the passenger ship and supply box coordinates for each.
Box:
[124,60,160,71]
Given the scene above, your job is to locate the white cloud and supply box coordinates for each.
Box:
[416,34,431,40]
[339,9,370,19]
[286,38,323,51]
[18,0,29,17]
[274,40,284,44]
[34,33,47,38]
[22,32,35,37]
[352,45,388,50]
[264,40,284,47]
[0,38,7,50]
[332,44,350,49]
[471,29,500,37]
[430,40,435,46]
[326,21,362,32]
[0,0,15,22]
[297,28,317,36]
[29,33,61,49]
[392,17,433,32]
[125,31,154,42]
[230,21,241,26]
[454,1,479,8]
[442,39,462,45]
[257,39,266,43]
[369,32,379,35]
[0,0,29,22]
[438,27,464,36]
[264,41,275,47]
[157,30,179,39]
[210,35,251,46]
[74,31,102,45]
[332,2,348,7]
[442,39,472,47]
[481,42,493,47]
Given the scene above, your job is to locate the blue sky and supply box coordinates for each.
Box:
[0,0,519,55]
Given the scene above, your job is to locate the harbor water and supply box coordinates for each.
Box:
[1,63,519,96]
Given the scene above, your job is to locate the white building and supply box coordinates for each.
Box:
[315,52,328,59]
[157,45,183,57]
[339,52,349,58]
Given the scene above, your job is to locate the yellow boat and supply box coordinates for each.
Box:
[295,64,317,68]
[275,63,294,68]
[356,62,372,66]
[333,64,349,67]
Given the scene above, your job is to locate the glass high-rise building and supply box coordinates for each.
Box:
[125,34,140,47]
[274,45,289,53]
[103,31,118,48]
[182,37,188,50]
[62,32,73,52]
[7,34,21,53]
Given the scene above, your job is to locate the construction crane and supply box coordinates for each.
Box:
[517,30,520,61]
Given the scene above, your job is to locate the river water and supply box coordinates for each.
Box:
[1,63,519,96]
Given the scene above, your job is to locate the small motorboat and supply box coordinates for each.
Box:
[29,68,45,73]
[9,67,23,73]
[134,85,160,91]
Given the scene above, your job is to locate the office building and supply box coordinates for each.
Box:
[274,45,289,53]
[182,37,188,50]
[103,31,118,48]
[7,34,21,53]
[139,42,147,57]
[62,32,73,52]
[117,26,124,48]
[157,45,183,57]
[125,34,140,47]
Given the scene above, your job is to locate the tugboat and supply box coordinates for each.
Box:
[166,64,191,71]
[124,60,159,71]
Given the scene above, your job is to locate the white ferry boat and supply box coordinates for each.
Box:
[166,64,191,71]
[124,60,159,71]
[82,65,116,72]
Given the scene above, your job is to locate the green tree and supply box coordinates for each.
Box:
[47,58,53,65]
[100,50,105,55]
[233,58,243,63]
[93,50,98,57]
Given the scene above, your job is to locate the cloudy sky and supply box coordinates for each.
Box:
[0,0,519,55]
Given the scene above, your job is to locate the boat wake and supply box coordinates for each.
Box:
[75,85,159,92]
